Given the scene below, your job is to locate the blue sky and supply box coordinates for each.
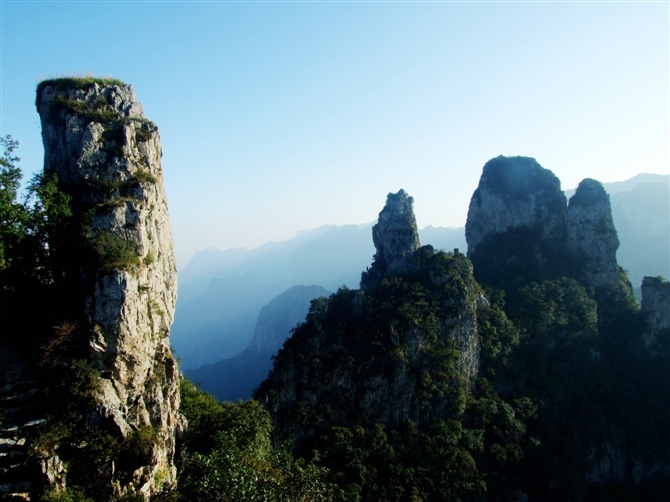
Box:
[2,1,668,268]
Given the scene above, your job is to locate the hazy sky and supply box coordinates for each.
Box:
[2,1,668,268]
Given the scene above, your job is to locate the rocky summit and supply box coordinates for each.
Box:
[466,155,624,290]
[34,78,182,499]
[256,189,483,445]
[566,178,620,288]
[361,189,421,289]
[466,156,567,256]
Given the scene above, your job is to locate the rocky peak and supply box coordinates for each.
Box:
[36,78,181,499]
[362,189,420,288]
[566,179,620,288]
[466,156,567,256]
[466,156,624,291]
[257,192,483,443]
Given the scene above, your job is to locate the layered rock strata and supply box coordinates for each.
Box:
[36,79,181,498]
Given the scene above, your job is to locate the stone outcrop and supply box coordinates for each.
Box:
[361,189,421,289]
[372,189,420,270]
[466,156,623,290]
[466,156,567,256]
[641,276,670,347]
[35,78,181,498]
[257,190,483,442]
[566,179,620,288]
[0,342,45,501]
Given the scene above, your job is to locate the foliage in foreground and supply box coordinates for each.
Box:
[176,378,339,501]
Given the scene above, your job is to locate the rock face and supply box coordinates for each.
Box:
[466,156,567,256]
[36,79,181,498]
[361,189,421,289]
[257,190,483,443]
[372,189,421,271]
[566,179,620,288]
[641,276,670,346]
[466,156,622,289]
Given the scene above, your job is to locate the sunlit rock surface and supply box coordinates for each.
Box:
[37,79,182,498]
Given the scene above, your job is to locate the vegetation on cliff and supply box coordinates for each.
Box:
[253,246,537,501]
[174,378,339,501]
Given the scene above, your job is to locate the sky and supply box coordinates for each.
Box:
[1,0,668,269]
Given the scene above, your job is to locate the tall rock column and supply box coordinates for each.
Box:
[361,189,421,288]
[566,179,620,288]
[36,78,181,498]
[465,156,568,256]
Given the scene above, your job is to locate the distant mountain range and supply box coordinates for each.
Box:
[606,175,669,289]
[173,174,668,385]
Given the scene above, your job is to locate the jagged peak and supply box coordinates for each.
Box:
[362,189,421,288]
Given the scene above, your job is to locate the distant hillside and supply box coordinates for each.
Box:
[174,174,668,370]
[187,285,330,401]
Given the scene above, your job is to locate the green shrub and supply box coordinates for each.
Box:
[143,251,154,266]
[37,76,126,97]
[40,487,94,502]
[89,230,140,271]
[132,119,158,143]
[50,95,120,123]
[134,169,157,184]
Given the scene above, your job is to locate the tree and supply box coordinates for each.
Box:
[0,135,72,353]
[178,378,339,501]
[0,135,26,271]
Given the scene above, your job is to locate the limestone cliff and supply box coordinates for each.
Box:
[257,190,483,443]
[566,179,620,288]
[361,189,420,289]
[466,156,567,256]
[466,156,624,290]
[35,78,181,498]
